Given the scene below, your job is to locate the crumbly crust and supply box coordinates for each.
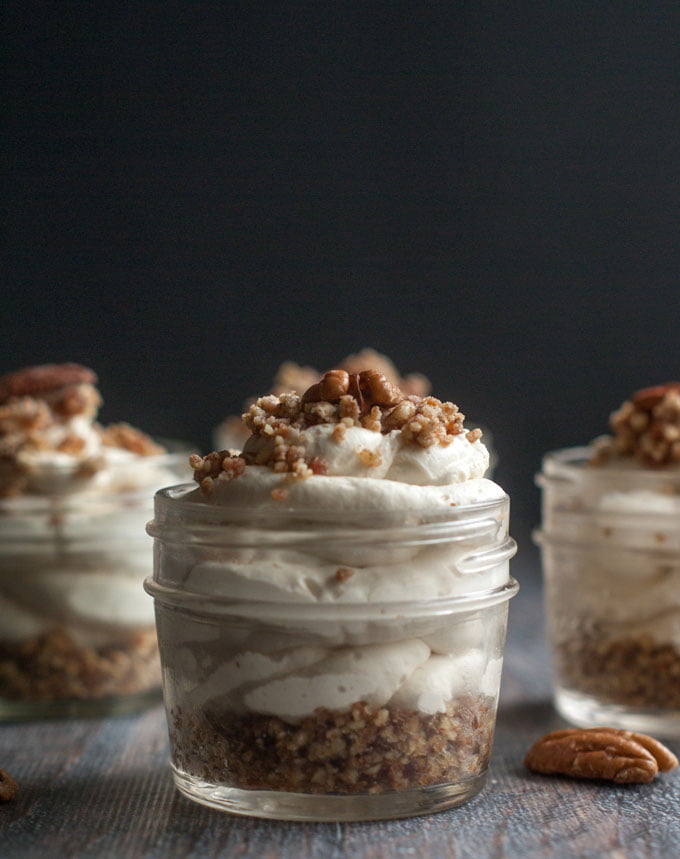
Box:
[555,632,680,710]
[193,369,480,489]
[0,627,160,702]
[591,383,680,467]
[169,695,495,795]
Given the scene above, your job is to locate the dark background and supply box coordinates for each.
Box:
[4,3,680,560]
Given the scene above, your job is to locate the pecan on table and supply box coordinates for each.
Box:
[0,766,18,802]
[525,727,678,784]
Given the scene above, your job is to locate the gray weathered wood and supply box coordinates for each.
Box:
[1,563,678,858]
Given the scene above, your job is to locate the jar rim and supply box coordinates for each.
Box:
[147,482,511,547]
[539,446,680,482]
[0,443,193,511]
[144,575,519,619]
[150,481,509,521]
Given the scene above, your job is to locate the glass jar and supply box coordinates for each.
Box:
[0,449,190,720]
[536,447,680,738]
[145,487,517,821]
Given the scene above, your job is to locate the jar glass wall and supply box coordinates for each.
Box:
[536,447,680,738]
[146,487,517,821]
[0,450,190,720]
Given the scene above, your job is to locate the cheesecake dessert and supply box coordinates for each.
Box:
[537,383,680,735]
[147,369,517,818]
[0,363,188,716]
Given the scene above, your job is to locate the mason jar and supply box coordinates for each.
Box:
[535,447,680,738]
[0,449,190,720]
[145,487,517,821]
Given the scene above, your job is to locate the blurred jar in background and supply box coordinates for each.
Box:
[0,363,190,719]
[536,383,680,738]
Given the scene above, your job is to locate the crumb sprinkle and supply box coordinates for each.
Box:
[334,567,354,583]
[0,364,165,496]
[193,368,483,486]
[357,448,382,468]
[591,383,680,467]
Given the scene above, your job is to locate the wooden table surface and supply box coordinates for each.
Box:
[1,562,678,859]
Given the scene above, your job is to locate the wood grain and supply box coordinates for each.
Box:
[1,569,678,859]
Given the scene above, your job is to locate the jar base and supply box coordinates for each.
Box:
[171,766,488,821]
[0,688,162,721]
[555,687,680,739]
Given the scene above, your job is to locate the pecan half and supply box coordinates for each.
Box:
[301,369,350,404]
[632,382,680,411]
[302,369,403,412]
[358,369,402,407]
[607,383,680,466]
[0,767,18,802]
[524,728,678,784]
[0,363,97,403]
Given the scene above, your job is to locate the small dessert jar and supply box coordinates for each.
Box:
[0,450,189,720]
[535,447,680,738]
[146,488,517,821]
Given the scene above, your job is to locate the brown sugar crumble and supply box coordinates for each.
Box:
[215,349,433,449]
[169,695,495,796]
[192,369,482,491]
[591,382,680,467]
[357,448,382,468]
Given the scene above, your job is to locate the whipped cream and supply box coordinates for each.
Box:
[541,445,680,647]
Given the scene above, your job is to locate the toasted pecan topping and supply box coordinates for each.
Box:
[190,450,246,484]
[200,368,482,484]
[100,422,165,457]
[592,382,680,467]
[270,349,431,399]
[302,370,402,412]
[337,348,431,398]
[0,363,166,495]
[0,363,97,403]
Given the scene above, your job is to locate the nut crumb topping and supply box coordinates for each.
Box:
[591,383,680,467]
[194,368,482,487]
[100,423,165,457]
[216,350,433,450]
[190,450,246,486]
[357,448,382,468]
[0,363,97,403]
[332,423,347,443]
[0,364,166,496]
